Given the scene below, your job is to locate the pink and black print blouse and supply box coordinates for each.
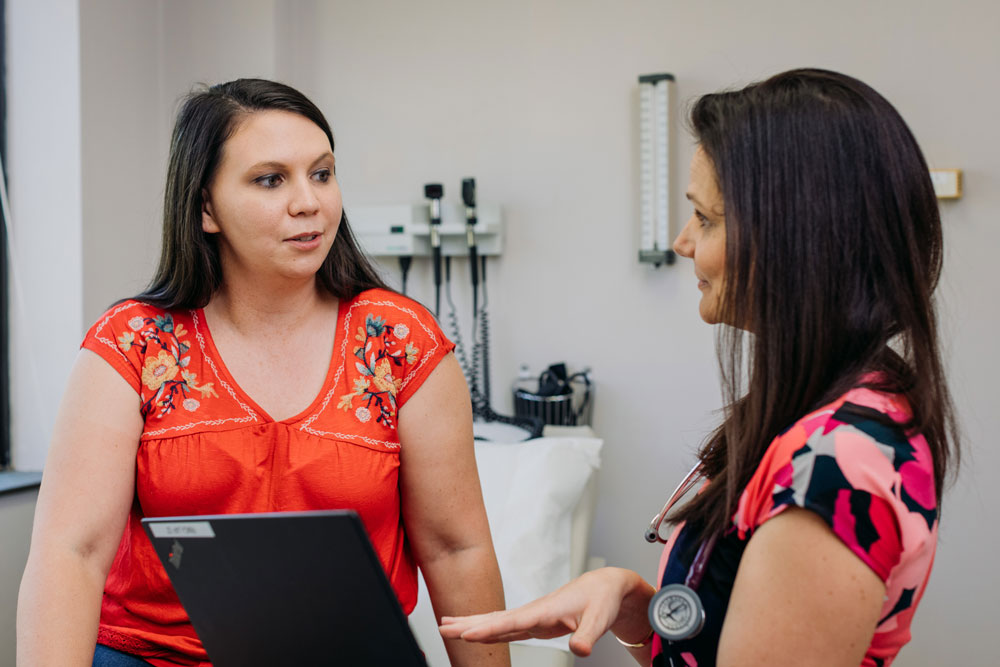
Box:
[652,385,938,667]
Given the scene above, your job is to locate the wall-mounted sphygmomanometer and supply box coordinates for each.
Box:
[637,72,676,268]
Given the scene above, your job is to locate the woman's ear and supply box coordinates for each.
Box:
[201,190,220,234]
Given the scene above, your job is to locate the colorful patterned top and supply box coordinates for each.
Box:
[652,385,938,667]
[82,288,453,667]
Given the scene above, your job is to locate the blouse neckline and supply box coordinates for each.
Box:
[192,296,348,425]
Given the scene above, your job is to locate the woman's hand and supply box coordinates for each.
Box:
[440,567,656,658]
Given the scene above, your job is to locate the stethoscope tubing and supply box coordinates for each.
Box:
[645,461,704,544]
[645,460,718,643]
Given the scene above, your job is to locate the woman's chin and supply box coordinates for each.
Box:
[698,301,720,325]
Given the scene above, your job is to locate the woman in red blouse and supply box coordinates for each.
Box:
[441,69,959,666]
[18,79,509,667]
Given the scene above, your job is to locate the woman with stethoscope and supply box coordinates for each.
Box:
[441,68,959,667]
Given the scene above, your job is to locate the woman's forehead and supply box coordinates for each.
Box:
[220,110,331,167]
[687,148,724,214]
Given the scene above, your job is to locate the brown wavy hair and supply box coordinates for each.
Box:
[672,69,959,539]
[136,78,386,308]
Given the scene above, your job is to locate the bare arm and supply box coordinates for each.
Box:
[17,349,144,666]
[717,507,885,666]
[397,353,509,667]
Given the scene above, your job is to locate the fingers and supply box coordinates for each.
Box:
[439,612,502,639]
[565,609,608,657]
[441,607,602,656]
[440,569,628,651]
[440,608,554,643]
[462,630,534,644]
[441,602,584,647]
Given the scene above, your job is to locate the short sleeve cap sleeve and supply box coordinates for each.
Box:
[733,391,938,582]
[326,290,455,435]
[81,301,168,395]
[81,302,229,431]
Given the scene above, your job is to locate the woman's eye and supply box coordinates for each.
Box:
[256,174,283,188]
[313,169,331,183]
[695,210,710,226]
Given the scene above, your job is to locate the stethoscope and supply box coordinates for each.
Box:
[644,462,720,643]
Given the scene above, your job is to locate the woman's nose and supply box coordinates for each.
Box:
[289,178,321,216]
[673,217,696,258]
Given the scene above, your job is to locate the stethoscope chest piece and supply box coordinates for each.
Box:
[648,583,706,642]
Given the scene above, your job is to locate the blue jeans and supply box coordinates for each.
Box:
[93,644,153,666]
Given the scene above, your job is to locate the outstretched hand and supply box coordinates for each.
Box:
[439,567,654,657]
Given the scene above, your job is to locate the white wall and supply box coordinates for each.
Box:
[157,0,279,114]
[80,0,285,320]
[6,0,83,472]
[5,1,998,665]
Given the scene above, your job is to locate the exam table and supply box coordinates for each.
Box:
[408,426,603,667]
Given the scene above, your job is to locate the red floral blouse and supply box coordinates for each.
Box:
[83,288,453,666]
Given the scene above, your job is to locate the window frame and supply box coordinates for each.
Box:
[1,0,11,469]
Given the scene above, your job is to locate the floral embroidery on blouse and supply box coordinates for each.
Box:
[336,313,420,429]
[119,313,219,418]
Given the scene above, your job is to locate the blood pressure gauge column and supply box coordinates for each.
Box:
[637,73,676,267]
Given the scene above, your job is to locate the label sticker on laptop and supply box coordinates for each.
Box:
[150,521,216,538]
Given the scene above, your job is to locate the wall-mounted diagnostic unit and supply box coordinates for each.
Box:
[349,187,536,439]
[637,72,675,267]
[349,202,503,259]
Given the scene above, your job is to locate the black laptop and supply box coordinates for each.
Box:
[141,510,428,667]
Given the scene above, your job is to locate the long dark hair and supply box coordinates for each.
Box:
[136,78,387,308]
[672,69,959,539]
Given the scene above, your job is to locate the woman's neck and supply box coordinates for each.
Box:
[205,278,335,336]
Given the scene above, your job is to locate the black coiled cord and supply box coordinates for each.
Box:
[472,256,543,437]
[444,259,479,400]
[445,256,543,438]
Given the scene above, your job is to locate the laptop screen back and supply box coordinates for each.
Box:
[142,510,427,667]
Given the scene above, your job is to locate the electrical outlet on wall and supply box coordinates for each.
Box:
[930,169,962,199]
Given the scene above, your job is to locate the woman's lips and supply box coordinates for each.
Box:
[285,232,322,250]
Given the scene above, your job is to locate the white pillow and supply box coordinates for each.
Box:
[476,437,603,615]
[408,435,603,661]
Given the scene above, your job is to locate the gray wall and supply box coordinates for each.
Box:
[0,491,38,667]
[4,1,997,664]
[80,0,163,320]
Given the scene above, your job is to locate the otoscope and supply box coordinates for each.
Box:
[424,183,444,316]
[458,178,481,399]
[462,178,480,319]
